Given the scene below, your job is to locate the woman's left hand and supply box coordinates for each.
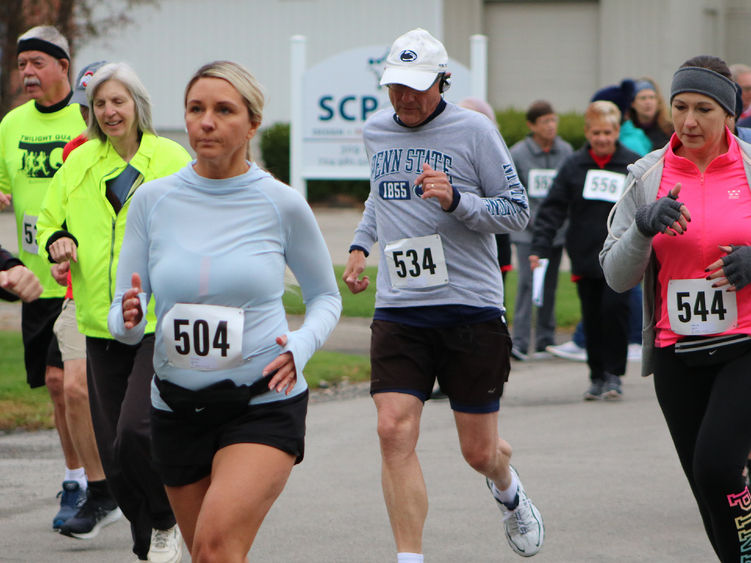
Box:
[263,335,297,395]
[705,245,751,292]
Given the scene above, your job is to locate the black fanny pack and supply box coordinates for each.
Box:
[154,373,273,425]
[674,334,751,367]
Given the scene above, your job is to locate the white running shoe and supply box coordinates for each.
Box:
[147,525,183,563]
[545,341,587,362]
[487,467,544,557]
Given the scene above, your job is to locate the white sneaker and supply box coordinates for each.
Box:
[487,467,544,557]
[147,525,183,563]
[627,343,642,362]
[546,341,587,362]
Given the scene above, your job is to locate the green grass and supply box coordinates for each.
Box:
[0,331,55,431]
[2,269,581,430]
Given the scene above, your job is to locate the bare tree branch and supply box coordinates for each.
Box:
[0,0,159,116]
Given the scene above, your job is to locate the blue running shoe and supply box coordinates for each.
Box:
[52,480,83,530]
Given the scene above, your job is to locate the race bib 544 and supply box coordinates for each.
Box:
[667,279,737,336]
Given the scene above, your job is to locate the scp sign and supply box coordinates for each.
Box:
[301,44,469,179]
[318,95,380,122]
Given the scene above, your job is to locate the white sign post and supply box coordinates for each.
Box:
[290,35,487,198]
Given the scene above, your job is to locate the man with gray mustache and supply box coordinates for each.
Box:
[0,25,93,532]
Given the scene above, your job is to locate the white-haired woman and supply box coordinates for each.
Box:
[108,61,341,561]
[38,62,190,561]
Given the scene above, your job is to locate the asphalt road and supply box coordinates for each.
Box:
[0,208,716,562]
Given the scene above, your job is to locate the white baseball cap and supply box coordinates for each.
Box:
[380,28,448,91]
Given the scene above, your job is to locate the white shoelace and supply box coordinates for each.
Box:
[504,498,532,535]
[151,528,173,550]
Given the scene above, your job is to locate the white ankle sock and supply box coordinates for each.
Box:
[397,553,424,562]
[492,470,519,508]
[65,466,87,492]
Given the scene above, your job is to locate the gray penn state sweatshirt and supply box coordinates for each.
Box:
[351,102,529,311]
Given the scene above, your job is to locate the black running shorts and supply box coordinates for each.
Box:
[369,318,511,413]
[21,297,64,388]
[151,390,308,487]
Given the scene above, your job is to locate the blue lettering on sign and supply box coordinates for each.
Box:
[379,181,411,200]
[319,96,335,121]
[318,95,381,122]
[361,96,378,120]
[340,96,357,121]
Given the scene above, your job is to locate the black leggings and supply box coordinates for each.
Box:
[86,335,175,559]
[653,345,751,562]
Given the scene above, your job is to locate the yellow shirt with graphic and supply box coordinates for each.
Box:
[0,100,84,297]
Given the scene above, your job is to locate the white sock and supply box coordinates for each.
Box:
[491,470,519,508]
[397,553,424,563]
[64,466,87,492]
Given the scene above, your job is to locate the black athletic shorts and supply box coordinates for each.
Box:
[21,297,64,388]
[370,318,511,413]
[151,390,308,487]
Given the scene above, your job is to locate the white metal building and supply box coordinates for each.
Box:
[75,0,751,139]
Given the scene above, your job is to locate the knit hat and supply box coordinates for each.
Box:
[71,61,108,107]
[590,79,636,118]
[670,66,737,116]
[380,28,448,91]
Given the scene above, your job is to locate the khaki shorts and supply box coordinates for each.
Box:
[53,299,86,362]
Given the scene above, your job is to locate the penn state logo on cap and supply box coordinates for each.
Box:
[400,50,418,63]
[78,71,95,89]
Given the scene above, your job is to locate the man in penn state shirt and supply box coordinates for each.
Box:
[343,28,544,561]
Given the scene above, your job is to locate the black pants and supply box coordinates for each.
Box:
[576,277,629,381]
[653,345,751,562]
[86,335,175,559]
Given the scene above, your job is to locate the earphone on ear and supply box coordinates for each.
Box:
[439,73,451,93]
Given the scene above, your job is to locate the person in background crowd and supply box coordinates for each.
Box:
[592,79,652,157]
[0,25,89,531]
[630,78,674,150]
[532,101,640,401]
[37,62,190,562]
[508,100,573,361]
[591,80,647,359]
[731,63,751,126]
[344,28,544,561]
[457,98,513,287]
[110,60,341,561]
[601,54,751,562]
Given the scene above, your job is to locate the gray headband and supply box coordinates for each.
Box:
[670,66,736,115]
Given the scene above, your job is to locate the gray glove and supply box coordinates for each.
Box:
[634,195,684,237]
[721,245,751,291]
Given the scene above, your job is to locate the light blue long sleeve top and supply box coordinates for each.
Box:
[108,162,341,409]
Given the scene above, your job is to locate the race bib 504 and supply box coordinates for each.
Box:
[162,303,245,370]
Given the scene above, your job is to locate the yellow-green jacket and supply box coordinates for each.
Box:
[37,132,191,338]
